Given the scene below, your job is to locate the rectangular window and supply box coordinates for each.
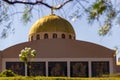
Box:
[91,61,109,77]
[70,62,88,77]
[48,62,67,76]
[6,62,25,75]
[27,62,46,76]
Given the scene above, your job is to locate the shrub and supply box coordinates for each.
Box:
[0,70,17,77]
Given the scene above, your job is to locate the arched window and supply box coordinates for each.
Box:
[44,33,48,39]
[31,36,33,41]
[53,33,57,38]
[69,35,72,39]
[61,34,65,39]
[36,34,40,40]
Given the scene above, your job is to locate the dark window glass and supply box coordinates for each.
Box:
[53,33,57,38]
[44,34,48,39]
[69,35,72,39]
[70,62,88,77]
[91,61,109,77]
[48,62,67,77]
[36,34,40,40]
[27,62,46,76]
[61,34,65,39]
[6,62,25,76]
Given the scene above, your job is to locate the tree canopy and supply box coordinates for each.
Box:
[0,0,120,38]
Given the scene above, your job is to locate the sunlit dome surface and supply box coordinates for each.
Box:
[29,14,75,35]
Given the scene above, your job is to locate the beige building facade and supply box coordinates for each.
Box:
[0,14,120,77]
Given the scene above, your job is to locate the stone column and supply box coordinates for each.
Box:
[0,51,2,72]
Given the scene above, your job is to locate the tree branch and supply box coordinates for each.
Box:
[3,0,73,10]
[76,0,89,12]
[53,0,73,9]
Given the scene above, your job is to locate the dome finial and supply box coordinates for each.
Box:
[51,8,53,14]
[51,0,54,15]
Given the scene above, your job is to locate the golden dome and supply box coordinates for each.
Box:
[29,14,75,35]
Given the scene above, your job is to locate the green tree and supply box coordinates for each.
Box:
[19,47,36,76]
[88,0,117,36]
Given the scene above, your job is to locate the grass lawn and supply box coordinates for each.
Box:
[0,77,120,80]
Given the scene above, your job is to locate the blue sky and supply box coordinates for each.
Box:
[0,0,120,59]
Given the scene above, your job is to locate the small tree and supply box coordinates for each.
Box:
[19,47,36,76]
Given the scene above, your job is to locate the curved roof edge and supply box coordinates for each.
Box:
[3,39,114,51]
[77,39,114,50]
[2,39,115,58]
